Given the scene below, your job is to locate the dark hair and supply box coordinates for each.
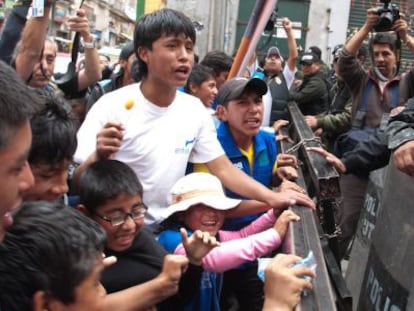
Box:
[184,64,215,94]
[29,92,78,166]
[371,32,397,53]
[0,61,39,150]
[78,159,143,213]
[200,50,233,77]
[99,53,111,63]
[0,201,106,310]
[134,8,196,78]
[119,42,135,61]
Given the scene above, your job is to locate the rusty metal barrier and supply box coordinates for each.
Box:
[281,102,352,310]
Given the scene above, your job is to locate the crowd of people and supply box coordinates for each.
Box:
[0,2,413,311]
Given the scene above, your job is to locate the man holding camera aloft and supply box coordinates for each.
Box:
[335,2,414,259]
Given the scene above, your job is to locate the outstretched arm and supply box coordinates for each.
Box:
[206,155,315,210]
[14,3,52,81]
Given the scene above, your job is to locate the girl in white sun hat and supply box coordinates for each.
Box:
[158,172,300,311]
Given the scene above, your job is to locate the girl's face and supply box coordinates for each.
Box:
[182,204,226,236]
[190,78,218,108]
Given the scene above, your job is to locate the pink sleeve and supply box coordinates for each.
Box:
[221,209,276,241]
[203,229,281,272]
[173,210,280,273]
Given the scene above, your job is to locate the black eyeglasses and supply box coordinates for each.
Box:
[94,203,147,227]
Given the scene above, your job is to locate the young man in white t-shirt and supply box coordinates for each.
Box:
[74,8,314,230]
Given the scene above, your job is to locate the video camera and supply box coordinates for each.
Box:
[373,0,400,32]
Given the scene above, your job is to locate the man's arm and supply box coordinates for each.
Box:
[0,5,30,64]
[344,8,379,55]
[206,155,315,210]
[393,15,414,54]
[307,129,390,179]
[283,18,298,72]
[67,8,101,91]
[14,4,51,81]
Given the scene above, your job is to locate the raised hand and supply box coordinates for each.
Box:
[180,228,220,266]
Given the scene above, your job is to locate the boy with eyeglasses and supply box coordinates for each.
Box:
[77,159,218,310]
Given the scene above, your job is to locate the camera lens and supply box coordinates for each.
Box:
[375,12,394,32]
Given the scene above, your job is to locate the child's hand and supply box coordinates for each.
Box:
[275,166,298,181]
[273,210,300,239]
[276,154,298,168]
[180,228,220,266]
[158,254,189,297]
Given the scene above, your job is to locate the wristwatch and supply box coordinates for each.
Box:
[83,38,96,49]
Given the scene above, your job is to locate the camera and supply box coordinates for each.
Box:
[373,0,400,32]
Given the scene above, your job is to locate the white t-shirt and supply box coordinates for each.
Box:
[262,64,296,126]
[75,83,224,227]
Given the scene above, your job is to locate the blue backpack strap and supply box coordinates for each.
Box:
[353,79,374,129]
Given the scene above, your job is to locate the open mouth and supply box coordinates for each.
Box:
[202,219,219,228]
[245,117,261,126]
[176,65,190,75]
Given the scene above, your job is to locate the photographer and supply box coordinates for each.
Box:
[335,2,414,259]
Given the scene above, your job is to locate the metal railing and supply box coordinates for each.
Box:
[281,102,352,310]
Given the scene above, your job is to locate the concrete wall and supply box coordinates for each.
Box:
[306,0,350,64]
[167,0,239,59]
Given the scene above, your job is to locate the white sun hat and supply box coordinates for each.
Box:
[164,172,242,219]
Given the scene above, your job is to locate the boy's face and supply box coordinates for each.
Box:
[92,193,145,252]
[47,256,106,311]
[139,33,194,89]
[190,78,217,108]
[183,204,226,236]
[22,159,70,202]
[0,121,34,241]
[373,43,396,79]
[220,90,263,142]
